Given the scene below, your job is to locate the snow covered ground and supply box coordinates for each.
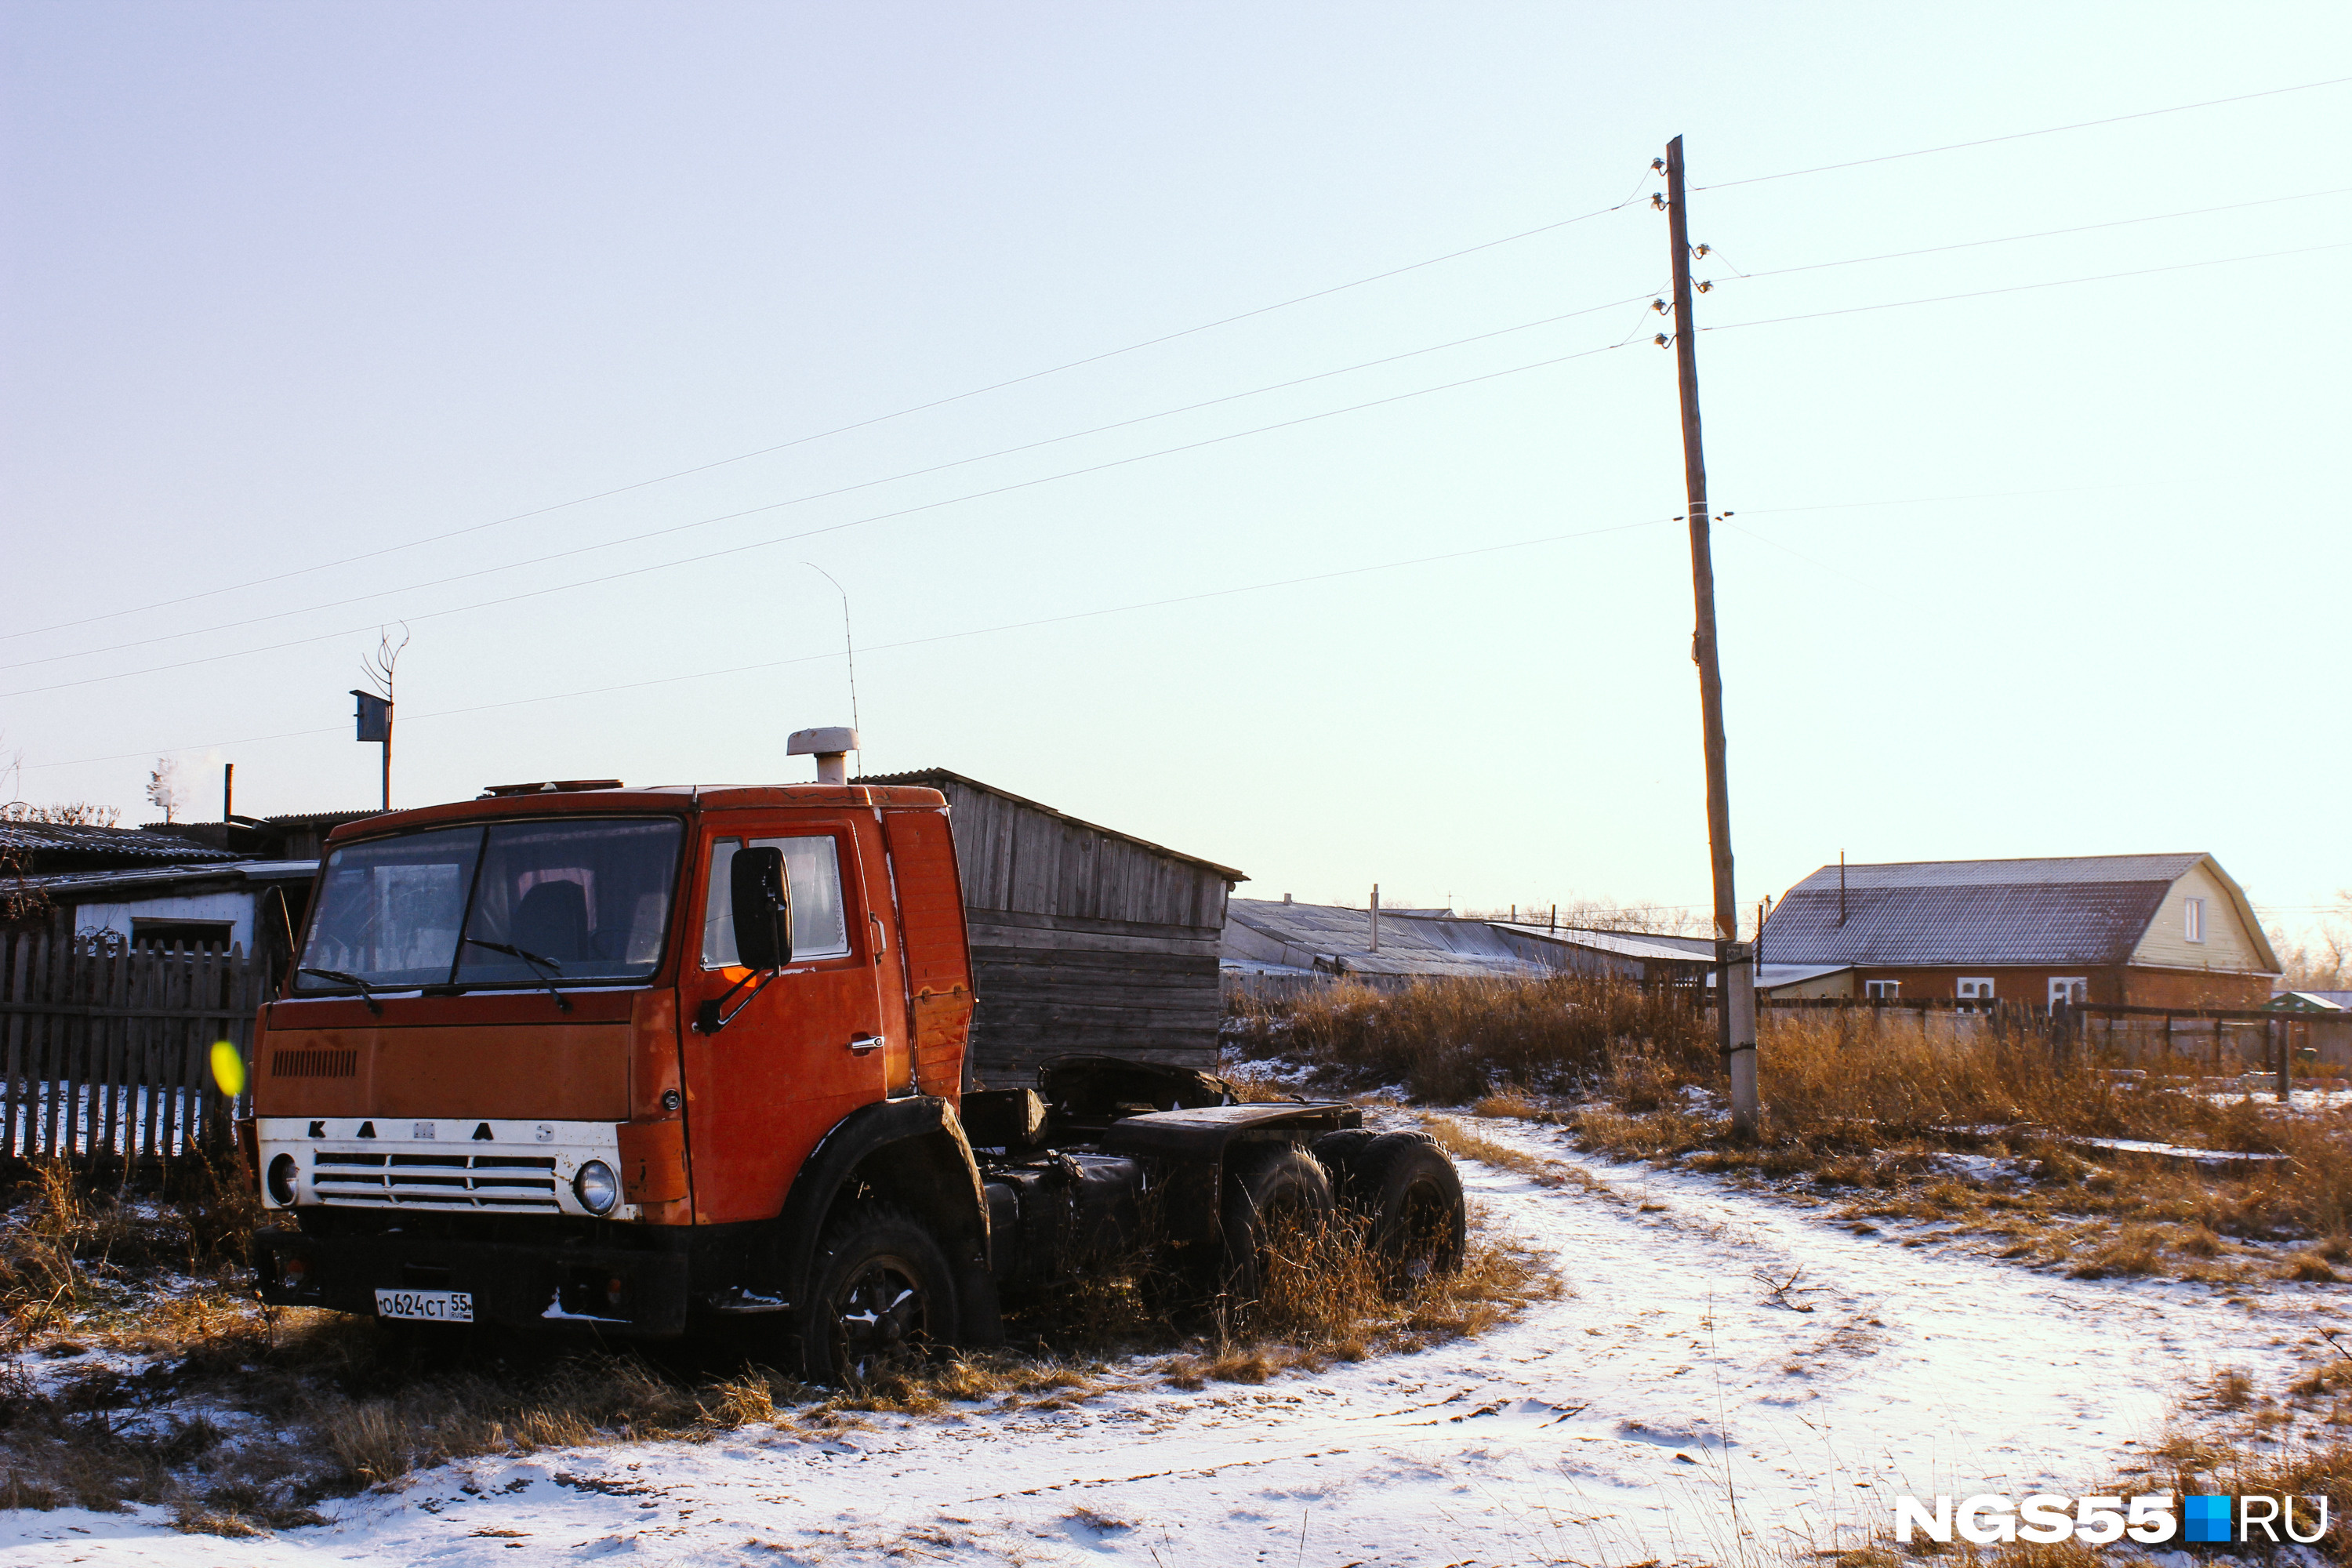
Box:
[5,1114,2337,1566]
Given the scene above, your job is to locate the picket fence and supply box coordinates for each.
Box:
[0,930,264,1164]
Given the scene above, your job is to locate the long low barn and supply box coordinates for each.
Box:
[859,769,1244,1083]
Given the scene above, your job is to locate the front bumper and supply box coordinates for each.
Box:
[254,1225,691,1336]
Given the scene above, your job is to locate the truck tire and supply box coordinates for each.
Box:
[797,1204,960,1387]
[1353,1132,1467,1289]
[1308,1129,1374,1184]
[1218,1144,1335,1305]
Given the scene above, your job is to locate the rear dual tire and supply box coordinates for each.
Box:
[1217,1145,1337,1304]
[1315,1130,1468,1289]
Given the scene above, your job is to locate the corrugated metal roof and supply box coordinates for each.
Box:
[0,822,239,864]
[1762,854,2217,967]
[1788,854,2206,891]
[1488,924,1717,965]
[1225,899,1552,979]
[28,861,318,895]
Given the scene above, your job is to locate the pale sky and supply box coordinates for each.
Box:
[4,4,2348,937]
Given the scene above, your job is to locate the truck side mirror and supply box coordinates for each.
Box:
[730,845,793,972]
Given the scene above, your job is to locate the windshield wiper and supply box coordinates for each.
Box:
[463,938,573,1012]
[299,967,384,1015]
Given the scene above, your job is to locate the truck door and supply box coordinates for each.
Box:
[881,806,975,1099]
[679,819,887,1224]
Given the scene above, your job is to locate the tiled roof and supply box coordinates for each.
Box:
[1762,854,2205,967]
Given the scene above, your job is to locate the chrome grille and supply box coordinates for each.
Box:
[312,1151,560,1210]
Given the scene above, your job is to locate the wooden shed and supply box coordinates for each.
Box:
[858,769,1245,1083]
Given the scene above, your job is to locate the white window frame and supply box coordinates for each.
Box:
[2048,976,2087,1011]
[1955,977,1994,1010]
[1865,979,1900,1000]
[2184,897,2205,944]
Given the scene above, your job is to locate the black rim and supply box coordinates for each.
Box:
[826,1254,932,1382]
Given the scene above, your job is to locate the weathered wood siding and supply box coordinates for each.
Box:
[869,772,1237,1083]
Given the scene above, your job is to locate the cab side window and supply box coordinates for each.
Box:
[701,836,853,967]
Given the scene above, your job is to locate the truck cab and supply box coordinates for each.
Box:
[252,777,1000,1368]
[251,759,1463,1384]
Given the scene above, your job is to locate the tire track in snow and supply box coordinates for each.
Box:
[2,1114,2326,1567]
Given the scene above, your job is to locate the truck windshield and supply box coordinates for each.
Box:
[294,818,684,994]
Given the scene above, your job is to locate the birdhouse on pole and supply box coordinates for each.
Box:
[350,691,391,743]
[350,690,393,808]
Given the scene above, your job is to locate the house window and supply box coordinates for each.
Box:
[2049,977,2087,1011]
[2184,897,2205,943]
[1865,980,1900,1000]
[1956,978,1994,1011]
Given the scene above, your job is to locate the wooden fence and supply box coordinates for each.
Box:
[0,929,263,1164]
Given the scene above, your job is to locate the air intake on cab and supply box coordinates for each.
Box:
[786,726,858,786]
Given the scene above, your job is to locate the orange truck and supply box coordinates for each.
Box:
[248,731,1465,1382]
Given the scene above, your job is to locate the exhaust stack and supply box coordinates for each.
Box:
[786,726,858,786]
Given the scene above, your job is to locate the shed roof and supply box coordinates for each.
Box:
[1761,853,2273,969]
[2270,990,2352,1012]
[857,768,1246,882]
[1,821,239,866]
[28,861,318,897]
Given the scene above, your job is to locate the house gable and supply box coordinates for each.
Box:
[1761,852,2277,978]
[2129,856,2279,975]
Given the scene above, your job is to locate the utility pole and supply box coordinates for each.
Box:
[1664,134,1758,1138]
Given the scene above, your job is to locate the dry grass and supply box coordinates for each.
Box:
[1225,974,1712,1103]
[0,1144,1552,1526]
[0,1152,260,1346]
[1158,1202,1554,1388]
[1234,979,2352,1285]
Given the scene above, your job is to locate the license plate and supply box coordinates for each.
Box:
[375,1288,474,1323]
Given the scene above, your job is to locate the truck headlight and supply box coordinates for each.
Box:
[574,1160,620,1215]
[266,1152,298,1207]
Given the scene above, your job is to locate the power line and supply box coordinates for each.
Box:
[1726,186,2352,281]
[20,187,2328,674]
[17,232,2329,692]
[17,459,2304,774]
[0,338,1645,700]
[1701,240,2349,333]
[16,513,1681,771]
[1695,74,2352,191]
[13,218,2319,701]
[3,289,1661,674]
[0,175,1659,647]
[15,78,2347,648]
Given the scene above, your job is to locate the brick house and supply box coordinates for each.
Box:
[1758,853,2280,1010]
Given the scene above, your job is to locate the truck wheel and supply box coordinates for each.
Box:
[1354,1133,1467,1289]
[1309,1129,1374,1187]
[798,1205,960,1387]
[1218,1145,1335,1304]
